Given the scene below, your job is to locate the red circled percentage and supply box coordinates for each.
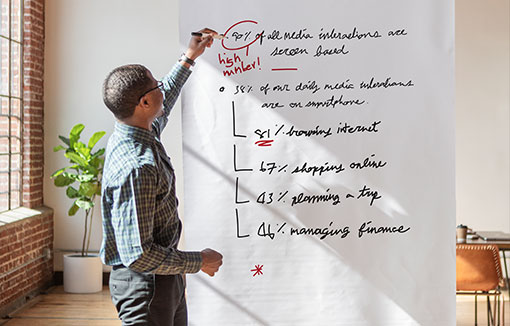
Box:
[222,20,262,55]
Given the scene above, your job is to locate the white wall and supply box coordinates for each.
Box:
[44,0,510,270]
[455,0,510,231]
[44,0,186,270]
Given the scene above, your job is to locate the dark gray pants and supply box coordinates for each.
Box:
[109,266,187,326]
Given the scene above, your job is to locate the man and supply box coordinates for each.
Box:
[100,29,223,326]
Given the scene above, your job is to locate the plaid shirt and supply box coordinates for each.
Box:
[100,63,202,274]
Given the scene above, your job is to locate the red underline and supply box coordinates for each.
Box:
[271,68,298,71]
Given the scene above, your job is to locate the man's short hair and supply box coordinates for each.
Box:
[102,64,152,119]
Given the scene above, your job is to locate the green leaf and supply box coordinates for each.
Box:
[51,167,67,178]
[85,165,98,175]
[62,172,79,180]
[69,165,80,173]
[77,174,94,182]
[74,141,85,150]
[54,174,74,187]
[79,182,98,198]
[70,124,85,138]
[76,145,91,159]
[65,152,88,167]
[68,202,79,216]
[69,124,85,148]
[90,153,105,170]
[89,157,101,169]
[76,199,94,210]
[53,145,66,152]
[88,131,106,149]
[59,136,70,146]
[91,148,105,158]
[66,186,80,198]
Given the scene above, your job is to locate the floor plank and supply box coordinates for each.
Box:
[3,318,120,326]
[2,286,120,326]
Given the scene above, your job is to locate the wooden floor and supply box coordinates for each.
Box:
[1,287,120,326]
[0,286,508,325]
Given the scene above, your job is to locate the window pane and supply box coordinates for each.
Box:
[0,171,7,211]
[0,192,8,212]
[10,190,19,208]
[1,97,8,115]
[0,137,7,153]
[0,115,8,136]
[0,154,7,171]
[10,170,19,190]
[10,136,19,153]
[11,42,20,97]
[11,153,19,170]
[11,115,20,137]
[11,97,20,117]
[0,0,9,38]
[0,37,9,95]
[11,0,21,42]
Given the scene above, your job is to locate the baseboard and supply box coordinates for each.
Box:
[0,280,53,320]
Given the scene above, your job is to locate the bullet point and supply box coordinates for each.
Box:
[219,86,225,92]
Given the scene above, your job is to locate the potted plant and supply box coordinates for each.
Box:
[51,123,106,293]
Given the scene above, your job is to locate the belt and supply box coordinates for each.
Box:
[112,265,126,270]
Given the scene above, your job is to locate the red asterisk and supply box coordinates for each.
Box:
[251,264,263,277]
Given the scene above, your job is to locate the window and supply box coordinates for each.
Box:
[0,0,22,212]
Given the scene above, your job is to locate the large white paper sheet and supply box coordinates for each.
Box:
[180,1,455,325]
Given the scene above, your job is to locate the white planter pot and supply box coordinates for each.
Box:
[63,254,103,293]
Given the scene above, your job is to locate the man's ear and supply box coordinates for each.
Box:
[138,96,149,107]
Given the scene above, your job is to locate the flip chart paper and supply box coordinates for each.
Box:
[180,1,455,324]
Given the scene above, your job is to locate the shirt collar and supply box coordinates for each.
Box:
[114,121,155,145]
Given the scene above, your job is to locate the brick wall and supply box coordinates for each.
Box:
[0,0,53,317]
[23,0,45,208]
[0,208,53,317]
